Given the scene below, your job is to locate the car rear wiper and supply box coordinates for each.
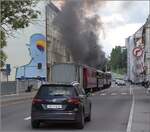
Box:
[53,94,65,96]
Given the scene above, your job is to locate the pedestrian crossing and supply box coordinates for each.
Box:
[91,84,131,96]
[91,92,130,96]
[99,92,130,96]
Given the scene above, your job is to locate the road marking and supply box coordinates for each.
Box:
[100,93,106,96]
[121,92,128,95]
[127,86,134,132]
[129,84,133,95]
[24,116,31,121]
[1,94,17,97]
[111,93,117,96]
[92,93,96,96]
[1,100,32,108]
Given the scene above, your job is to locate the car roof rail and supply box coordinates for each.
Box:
[71,81,80,86]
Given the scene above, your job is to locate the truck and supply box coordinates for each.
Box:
[51,63,103,93]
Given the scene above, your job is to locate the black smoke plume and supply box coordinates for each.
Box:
[53,0,107,69]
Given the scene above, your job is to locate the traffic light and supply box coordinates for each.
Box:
[37,63,42,69]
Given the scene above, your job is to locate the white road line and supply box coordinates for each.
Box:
[100,93,106,96]
[127,86,134,132]
[111,93,117,96]
[92,93,96,96]
[24,116,31,121]
[129,84,133,95]
[1,94,17,97]
[121,92,128,95]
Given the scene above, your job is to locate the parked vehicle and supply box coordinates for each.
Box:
[31,82,91,129]
[51,63,112,93]
[115,79,126,86]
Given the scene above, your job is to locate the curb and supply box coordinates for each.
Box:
[0,92,37,106]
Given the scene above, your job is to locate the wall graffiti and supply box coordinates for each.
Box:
[16,34,47,80]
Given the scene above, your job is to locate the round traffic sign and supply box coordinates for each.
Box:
[133,47,143,57]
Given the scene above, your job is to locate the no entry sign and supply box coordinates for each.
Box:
[133,47,143,57]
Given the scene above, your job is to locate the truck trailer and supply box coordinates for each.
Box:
[51,63,104,92]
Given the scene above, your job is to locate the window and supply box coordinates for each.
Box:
[75,86,85,96]
[37,85,75,98]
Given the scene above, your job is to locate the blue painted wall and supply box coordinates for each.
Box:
[16,34,47,80]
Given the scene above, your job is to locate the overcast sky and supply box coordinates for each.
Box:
[99,1,149,56]
[4,0,149,80]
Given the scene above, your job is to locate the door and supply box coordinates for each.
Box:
[76,86,90,116]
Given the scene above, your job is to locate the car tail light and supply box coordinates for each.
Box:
[67,98,80,105]
[32,98,46,104]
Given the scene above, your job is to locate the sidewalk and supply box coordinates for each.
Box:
[131,86,150,132]
[0,91,37,106]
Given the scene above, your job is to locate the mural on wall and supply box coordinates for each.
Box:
[16,34,47,80]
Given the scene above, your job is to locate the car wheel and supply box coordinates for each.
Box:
[86,107,91,122]
[76,111,85,129]
[31,120,40,129]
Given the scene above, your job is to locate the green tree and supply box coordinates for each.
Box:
[106,56,111,71]
[110,46,127,74]
[0,30,7,67]
[0,0,40,68]
[122,48,127,73]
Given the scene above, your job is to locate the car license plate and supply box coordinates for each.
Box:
[47,105,62,109]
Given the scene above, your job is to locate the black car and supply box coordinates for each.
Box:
[31,82,91,129]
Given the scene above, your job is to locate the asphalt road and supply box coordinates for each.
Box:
[1,83,132,132]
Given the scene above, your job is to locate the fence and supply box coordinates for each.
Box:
[1,81,16,95]
[0,79,41,96]
[17,79,41,92]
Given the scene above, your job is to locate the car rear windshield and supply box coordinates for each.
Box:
[36,85,76,98]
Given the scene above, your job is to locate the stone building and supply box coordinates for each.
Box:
[126,36,138,83]
[143,15,150,80]
[126,15,150,83]
[46,2,73,82]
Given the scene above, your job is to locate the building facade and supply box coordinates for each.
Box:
[144,15,150,80]
[126,15,150,83]
[46,2,73,82]
[126,36,139,83]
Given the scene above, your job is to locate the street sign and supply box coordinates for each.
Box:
[133,47,143,57]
